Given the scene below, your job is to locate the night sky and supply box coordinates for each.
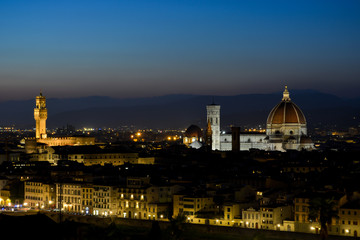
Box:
[1,0,360,101]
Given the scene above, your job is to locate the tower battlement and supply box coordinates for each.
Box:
[34,92,47,139]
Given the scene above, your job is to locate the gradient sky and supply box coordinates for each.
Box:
[1,0,360,101]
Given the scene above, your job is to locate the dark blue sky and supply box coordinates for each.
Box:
[1,0,360,101]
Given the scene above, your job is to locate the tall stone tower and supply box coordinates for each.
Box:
[34,92,47,139]
[206,103,220,150]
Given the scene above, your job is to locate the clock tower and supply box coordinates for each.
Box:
[34,92,48,139]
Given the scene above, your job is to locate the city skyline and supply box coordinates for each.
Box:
[1,0,360,101]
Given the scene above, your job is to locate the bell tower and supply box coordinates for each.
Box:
[206,101,220,150]
[34,91,47,139]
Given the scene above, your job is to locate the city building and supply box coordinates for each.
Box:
[294,192,346,234]
[206,103,221,150]
[53,145,155,166]
[242,207,261,229]
[209,86,314,152]
[25,92,95,155]
[183,125,203,149]
[173,193,216,219]
[119,177,184,220]
[93,185,118,216]
[339,200,360,237]
[24,181,56,209]
[56,182,83,213]
[0,185,11,206]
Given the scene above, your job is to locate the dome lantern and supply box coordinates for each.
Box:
[282,85,291,101]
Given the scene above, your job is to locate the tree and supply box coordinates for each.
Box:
[167,213,187,240]
[308,197,339,240]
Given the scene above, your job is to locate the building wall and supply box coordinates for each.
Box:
[81,186,93,215]
[56,183,82,213]
[118,186,148,219]
[220,133,268,151]
[24,181,55,209]
[93,185,117,216]
[339,208,360,237]
[224,203,241,220]
[173,195,215,218]
[206,104,220,150]
[242,208,261,229]
[81,153,139,166]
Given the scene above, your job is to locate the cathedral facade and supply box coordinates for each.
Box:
[208,86,314,152]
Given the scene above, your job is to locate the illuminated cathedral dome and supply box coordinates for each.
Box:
[266,86,306,125]
[266,86,308,144]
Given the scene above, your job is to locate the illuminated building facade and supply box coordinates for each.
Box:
[24,181,56,209]
[339,202,360,237]
[25,93,95,155]
[56,182,82,213]
[119,177,184,220]
[173,194,216,219]
[93,185,117,216]
[206,103,221,150]
[34,92,48,139]
[0,186,11,206]
[68,152,154,166]
[215,86,314,152]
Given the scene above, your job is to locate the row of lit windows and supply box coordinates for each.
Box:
[243,212,274,219]
[25,188,43,193]
[62,196,81,204]
[119,188,146,194]
[120,194,145,200]
[60,189,81,195]
[243,213,260,220]
[94,198,109,203]
[94,204,110,209]
[25,182,42,186]
[119,201,146,209]
[94,192,111,197]
[25,196,42,201]
[82,200,92,206]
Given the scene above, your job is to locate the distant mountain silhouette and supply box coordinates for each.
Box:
[1,90,359,130]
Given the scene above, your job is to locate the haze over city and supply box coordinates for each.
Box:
[1,0,360,101]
